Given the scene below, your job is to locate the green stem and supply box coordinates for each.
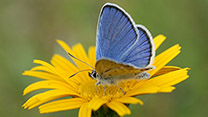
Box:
[92,105,120,117]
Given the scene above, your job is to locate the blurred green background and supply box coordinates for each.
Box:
[0,0,207,116]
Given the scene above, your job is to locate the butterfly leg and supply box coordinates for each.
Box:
[94,81,100,93]
[101,82,106,95]
[95,81,106,95]
[112,81,126,94]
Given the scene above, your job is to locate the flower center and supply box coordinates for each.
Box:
[77,79,137,101]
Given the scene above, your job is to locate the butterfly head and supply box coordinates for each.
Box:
[89,70,98,79]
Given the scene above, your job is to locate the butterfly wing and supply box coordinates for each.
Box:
[95,3,155,80]
[96,3,154,68]
[96,3,139,62]
[95,59,151,80]
[120,25,155,68]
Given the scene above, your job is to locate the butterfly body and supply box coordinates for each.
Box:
[95,59,152,81]
[89,3,155,94]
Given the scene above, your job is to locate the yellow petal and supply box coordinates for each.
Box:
[51,54,78,73]
[115,96,144,105]
[79,103,92,117]
[39,98,85,113]
[72,43,91,68]
[106,101,131,116]
[57,40,80,69]
[57,40,91,80]
[56,39,74,54]
[88,46,96,67]
[30,66,52,73]
[57,40,91,69]
[23,80,78,96]
[149,44,181,76]
[22,71,78,90]
[70,44,94,82]
[126,86,160,97]
[153,34,166,50]
[152,66,181,77]
[155,68,189,87]
[71,44,93,80]
[33,60,67,80]
[23,90,79,110]
[159,86,176,92]
[146,68,189,87]
[56,40,80,67]
[127,68,189,96]
[22,71,61,81]
[50,54,87,83]
[33,59,77,84]
[88,98,107,111]
[33,60,57,73]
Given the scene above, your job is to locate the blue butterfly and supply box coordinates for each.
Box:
[88,3,155,94]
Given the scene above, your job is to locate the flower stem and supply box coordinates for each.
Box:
[92,105,119,117]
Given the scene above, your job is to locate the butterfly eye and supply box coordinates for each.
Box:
[92,71,97,78]
[89,70,97,79]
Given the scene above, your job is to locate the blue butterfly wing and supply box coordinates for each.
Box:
[96,3,139,62]
[120,25,155,68]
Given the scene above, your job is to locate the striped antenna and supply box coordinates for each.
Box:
[68,53,94,69]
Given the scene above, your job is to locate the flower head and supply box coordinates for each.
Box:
[22,35,189,117]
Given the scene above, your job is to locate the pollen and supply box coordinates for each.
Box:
[77,79,138,101]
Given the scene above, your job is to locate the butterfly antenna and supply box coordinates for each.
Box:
[69,69,93,78]
[68,53,94,69]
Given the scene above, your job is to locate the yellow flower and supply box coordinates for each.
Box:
[22,34,189,117]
